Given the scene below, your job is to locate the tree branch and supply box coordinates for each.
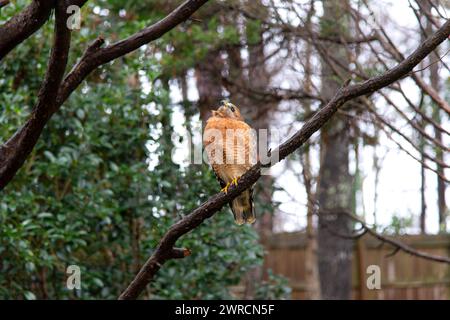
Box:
[0,0,210,190]
[118,19,450,300]
[0,0,72,189]
[57,0,210,105]
[0,0,55,60]
[0,0,10,10]
[321,207,450,263]
[342,211,450,264]
[222,76,325,103]
[373,21,450,117]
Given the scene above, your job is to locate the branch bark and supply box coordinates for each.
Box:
[118,19,450,300]
[0,0,55,60]
[0,0,210,190]
[0,0,73,189]
[0,0,10,10]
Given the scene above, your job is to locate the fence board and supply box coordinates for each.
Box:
[262,232,450,300]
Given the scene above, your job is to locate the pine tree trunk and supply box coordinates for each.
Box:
[419,0,447,232]
[317,0,353,300]
[195,50,224,124]
[301,8,321,298]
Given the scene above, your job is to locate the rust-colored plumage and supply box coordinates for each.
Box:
[203,101,256,225]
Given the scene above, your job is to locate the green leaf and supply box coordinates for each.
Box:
[38,212,53,219]
[24,291,36,300]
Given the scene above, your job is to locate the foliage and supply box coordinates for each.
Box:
[254,270,292,300]
[0,1,287,300]
[384,215,414,235]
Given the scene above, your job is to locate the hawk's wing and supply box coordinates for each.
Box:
[212,166,226,189]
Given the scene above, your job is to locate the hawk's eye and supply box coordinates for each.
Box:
[230,106,235,112]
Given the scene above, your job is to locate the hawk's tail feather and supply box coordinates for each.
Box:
[230,188,255,225]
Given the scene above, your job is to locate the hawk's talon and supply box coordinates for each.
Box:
[221,177,240,194]
[221,182,231,194]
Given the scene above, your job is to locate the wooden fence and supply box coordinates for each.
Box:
[262,232,450,300]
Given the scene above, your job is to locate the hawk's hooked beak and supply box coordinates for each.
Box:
[212,105,226,116]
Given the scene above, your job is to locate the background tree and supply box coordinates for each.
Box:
[316,0,354,299]
[0,0,288,299]
[0,0,449,300]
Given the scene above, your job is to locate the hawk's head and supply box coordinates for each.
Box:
[212,100,243,120]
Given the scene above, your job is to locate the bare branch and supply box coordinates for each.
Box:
[0,0,72,189]
[370,13,450,116]
[0,0,55,60]
[315,201,450,262]
[57,0,210,105]
[343,211,450,264]
[222,76,324,103]
[0,0,10,10]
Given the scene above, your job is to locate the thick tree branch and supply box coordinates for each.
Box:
[57,0,210,105]
[118,19,450,300]
[0,0,10,10]
[0,0,210,190]
[0,0,72,189]
[0,0,55,60]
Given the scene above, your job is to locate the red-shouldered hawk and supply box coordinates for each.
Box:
[203,100,256,225]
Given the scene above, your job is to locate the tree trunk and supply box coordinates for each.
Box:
[420,0,447,232]
[301,8,321,298]
[419,95,427,234]
[195,50,224,124]
[317,0,353,300]
[428,35,447,234]
[301,149,321,299]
